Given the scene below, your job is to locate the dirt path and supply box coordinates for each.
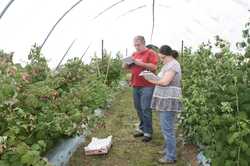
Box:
[69,88,198,166]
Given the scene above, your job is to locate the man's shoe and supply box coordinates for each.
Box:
[158,150,166,155]
[142,136,152,142]
[158,157,176,164]
[133,132,144,137]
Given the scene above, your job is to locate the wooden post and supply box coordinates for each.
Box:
[150,0,155,43]
[180,40,184,66]
[181,40,184,90]
[181,40,184,59]
[101,39,104,61]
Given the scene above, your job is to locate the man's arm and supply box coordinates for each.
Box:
[132,51,158,71]
[133,60,157,71]
[122,63,130,70]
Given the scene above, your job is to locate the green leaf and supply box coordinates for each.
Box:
[31,144,41,151]
[229,150,237,158]
[70,112,82,123]
[225,160,234,166]
[0,160,10,166]
[21,150,40,165]
[228,133,240,144]
[16,142,29,154]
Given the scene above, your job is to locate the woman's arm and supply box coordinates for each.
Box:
[147,70,176,86]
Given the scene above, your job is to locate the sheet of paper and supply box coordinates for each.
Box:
[122,56,134,65]
[139,70,160,81]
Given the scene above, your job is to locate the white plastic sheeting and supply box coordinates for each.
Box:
[197,152,211,166]
[45,134,85,166]
[0,0,249,68]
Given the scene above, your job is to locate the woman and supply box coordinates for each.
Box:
[147,45,182,164]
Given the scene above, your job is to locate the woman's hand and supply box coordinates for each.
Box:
[147,79,158,85]
[146,70,176,86]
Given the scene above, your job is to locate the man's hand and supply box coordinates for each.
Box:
[133,59,144,67]
[122,63,131,70]
[132,57,157,71]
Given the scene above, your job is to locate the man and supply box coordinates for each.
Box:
[123,35,158,142]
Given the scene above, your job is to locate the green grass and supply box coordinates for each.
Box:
[69,88,197,166]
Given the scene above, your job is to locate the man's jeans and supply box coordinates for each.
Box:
[133,87,154,137]
[159,111,177,161]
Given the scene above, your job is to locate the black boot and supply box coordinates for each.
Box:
[142,136,152,142]
[133,132,144,137]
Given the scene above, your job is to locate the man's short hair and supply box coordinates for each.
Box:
[134,35,145,44]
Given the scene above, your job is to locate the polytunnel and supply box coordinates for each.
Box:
[0,0,249,68]
[1,1,250,166]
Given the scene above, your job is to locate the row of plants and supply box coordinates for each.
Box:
[180,21,250,165]
[0,45,125,166]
